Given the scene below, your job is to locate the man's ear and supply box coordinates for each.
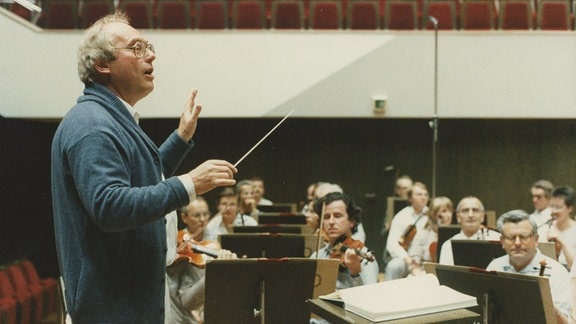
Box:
[94,59,111,75]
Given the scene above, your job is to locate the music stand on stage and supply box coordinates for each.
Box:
[219,233,306,258]
[258,204,297,213]
[436,225,461,261]
[258,212,307,225]
[232,225,303,234]
[451,240,505,269]
[205,258,339,323]
[425,263,556,323]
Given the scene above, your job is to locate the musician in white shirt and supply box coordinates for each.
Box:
[385,182,429,280]
[439,196,500,265]
[529,179,554,242]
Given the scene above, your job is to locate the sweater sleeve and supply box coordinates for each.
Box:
[68,130,189,232]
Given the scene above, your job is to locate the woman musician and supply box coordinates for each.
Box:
[405,197,454,276]
[309,192,379,289]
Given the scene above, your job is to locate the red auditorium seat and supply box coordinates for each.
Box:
[0,297,18,324]
[119,0,153,29]
[260,0,274,27]
[461,0,496,30]
[19,260,59,318]
[386,0,418,29]
[310,1,341,29]
[196,0,228,29]
[6,264,44,323]
[42,1,77,29]
[424,0,457,30]
[234,0,265,29]
[157,1,190,29]
[272,1,304,29]
[10,2,32,21]
[0,270,33,324]
[538,0,570,30]
[81,0,115,28]
[348,1,380,29]
[500,0,533,30]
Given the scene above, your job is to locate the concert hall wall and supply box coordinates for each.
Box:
[2,116,575,276]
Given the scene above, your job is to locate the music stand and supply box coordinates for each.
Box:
[258,212,307,225]
[436,225,461,261]
[232,225,303,234]
[451,240,505,269]
[258,204,297,213]
[204,258,339,323]
[425,263,556,323]
[384,197,409,231]
[219,233,305,258]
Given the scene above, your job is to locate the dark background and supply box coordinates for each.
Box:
[2,116,575,276]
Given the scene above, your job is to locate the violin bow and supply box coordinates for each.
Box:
[177,223,208,252]
[315,201,326,259]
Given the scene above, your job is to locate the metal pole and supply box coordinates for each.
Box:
[429,16,439,199]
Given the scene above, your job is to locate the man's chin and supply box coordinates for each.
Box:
[509,250,526,258]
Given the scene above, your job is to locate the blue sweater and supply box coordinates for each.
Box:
[51,83,194,323]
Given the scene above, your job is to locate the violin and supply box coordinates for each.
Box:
[175,235,221,268]
[330,235,375,263]
[399,224,417,251]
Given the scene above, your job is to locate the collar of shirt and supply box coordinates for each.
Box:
[118,97,141,125]
[502,250,544,275]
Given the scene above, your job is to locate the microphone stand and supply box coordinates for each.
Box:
[429,16,439,199]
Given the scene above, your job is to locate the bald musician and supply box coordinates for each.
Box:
[166,197,237,323]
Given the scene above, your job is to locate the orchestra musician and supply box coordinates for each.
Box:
[545,186,576,271]
[236,179,260,221]
[203,187,258,241]
[166,197,237,323]
[405,196,453,276]
[529,179,554,242]
[487,210,573,324]
[438,196,501,265]
[310,192,379,289]
[385,182,429,280]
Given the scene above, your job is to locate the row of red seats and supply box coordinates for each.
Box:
[0,259,59,324]
[8,0,575,30]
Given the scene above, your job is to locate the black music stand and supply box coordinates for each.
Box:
[258,212,307,225]
[436,225,461,261]
[205,258,339,323]
[451,240,506,269]
[232,225,303,234]
[426,263,556,323]
[258,204,296,213]
[219,233,305,258]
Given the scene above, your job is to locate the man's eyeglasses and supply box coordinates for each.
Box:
[189,212,210,219]
[502,233,533,243]
[114,41,155,59]
[458,208,483,215]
